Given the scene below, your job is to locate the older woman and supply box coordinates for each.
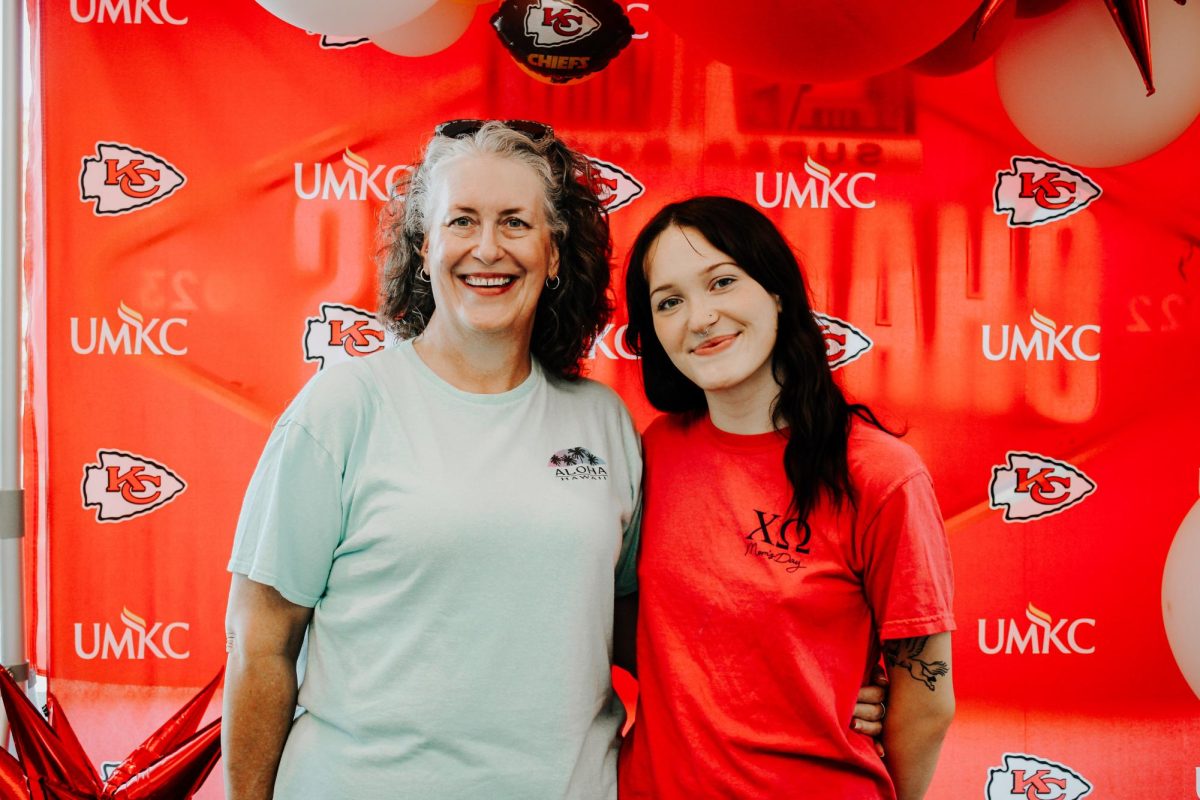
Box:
[222,121,641,799]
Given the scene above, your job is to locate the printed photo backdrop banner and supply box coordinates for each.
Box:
[26,0,1200,796]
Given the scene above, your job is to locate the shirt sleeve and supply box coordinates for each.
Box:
[613,405,645,598]
[227,420,345,607]
[614,490,642,598]
[860,470,956,641]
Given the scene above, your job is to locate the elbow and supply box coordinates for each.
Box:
[921,694,956,745]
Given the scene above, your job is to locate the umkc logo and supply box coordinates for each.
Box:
[74,607,189,661]
[994,156,1101,228]
[585,157,643,214]
[304,303,387,370]
[982,310,1099,362]
[989,451,1096,523]
[755,157,876,210]
[295,148,409,202]
[815,313,872,370]
[978,602,1096,656]
[70,302,188,356]
[82,450,186,523]
[80,143,185,215]
[524,0,600,47]
[986,753,1093,800]
[70,0,188,24]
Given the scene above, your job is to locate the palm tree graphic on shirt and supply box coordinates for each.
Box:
[548,447,605,468]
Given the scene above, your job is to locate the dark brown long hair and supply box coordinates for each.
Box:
[378,122,613,380]
[624,196,892,521]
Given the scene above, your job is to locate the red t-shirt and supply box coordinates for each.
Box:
[619,413,955,800]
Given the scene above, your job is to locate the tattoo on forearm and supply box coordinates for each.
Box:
[226,633,236,653]
[883,636,949,691]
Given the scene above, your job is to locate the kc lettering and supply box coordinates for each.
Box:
[80,143,185,215]
[995,157,1100,227]
[329,319,385,356]
[543,6,583,34]
[587,323,638,360]
[1012,770,1068,799]
[989,452,1096,522]
[814,312,872,369]
[82,450,186,522]
[1018,172,1077,210]
[106,466,161,505]
[1013,468,1070,505]
[105,159,160,198]
[523,0,601,46]
[584,157,644,213]
[304,302,389,369]
[986,754,1092,800]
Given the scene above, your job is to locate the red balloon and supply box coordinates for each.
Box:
[106,720,221,800]
[0,670,95,799]
[1015,0,1071,16]
[909,0,1018,75]
[101,668,223,795]
[44,696,99,792]
[0,750,30,800]
[1104,0,1154,93]
[652,0,982,82]
[491,0,634,84]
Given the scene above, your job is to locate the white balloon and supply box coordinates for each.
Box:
[995,0,1200,167]
[371,0,476,57]
[256,0,439,38]
[1163,498,1200,701]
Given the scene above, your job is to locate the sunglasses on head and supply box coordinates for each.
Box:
[434,118,555,141]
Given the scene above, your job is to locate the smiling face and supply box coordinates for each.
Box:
[421,154,560,344]
[646,224,781,406]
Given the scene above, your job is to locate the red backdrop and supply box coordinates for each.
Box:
[24,0,1200,797]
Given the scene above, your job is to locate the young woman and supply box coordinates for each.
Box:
[619,196,956,800]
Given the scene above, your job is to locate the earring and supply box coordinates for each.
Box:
[416,268,431,283]
[545,274,561,290]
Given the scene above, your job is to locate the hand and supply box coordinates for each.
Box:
[851,664,889,757]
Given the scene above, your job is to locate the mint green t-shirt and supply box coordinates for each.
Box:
[228,340,642,799]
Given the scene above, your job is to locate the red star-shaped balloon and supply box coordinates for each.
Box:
[0,667,223,800]
[1103,0,1154,94]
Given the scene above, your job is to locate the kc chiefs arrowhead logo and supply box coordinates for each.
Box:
[989,451,1096,523]
[994,157,1100,228]
[584,157,643,213]
[80,142,186,215]
[304,302,388,370]
[986,753,1092,800]
[82,450,186,523]
[524,0,600,46]
[814,312,873,370]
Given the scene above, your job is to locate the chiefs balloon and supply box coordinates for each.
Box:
[491,0,634,84]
